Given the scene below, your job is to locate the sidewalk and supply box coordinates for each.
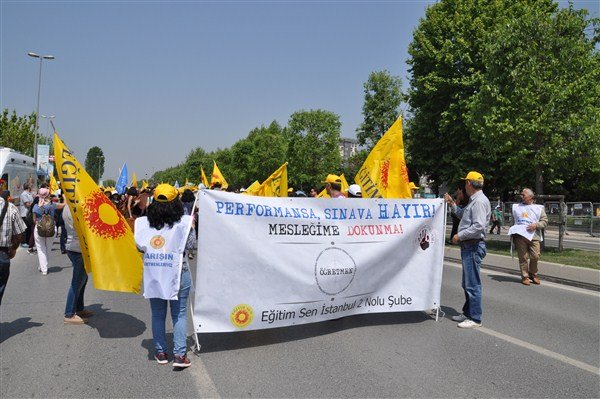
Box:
[444,246,600,291]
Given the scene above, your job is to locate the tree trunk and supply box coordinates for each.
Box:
[535,163,544,195]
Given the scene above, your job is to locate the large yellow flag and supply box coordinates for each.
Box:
[141,180,149,191]
[242,180,260,195]
[54,133,142,293]
[131,173,138,188]
[354,117,411,198]
[201,167,209,187]
[49,175,59,194]
[211,161,229,189]
[254,162,288,197]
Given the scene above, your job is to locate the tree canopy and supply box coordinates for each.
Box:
[85,146,105,183]
[1,109,37,156]
[356,70,404,150]
[406,0,599,199]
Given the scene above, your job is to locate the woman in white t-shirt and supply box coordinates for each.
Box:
[134,184,195,369]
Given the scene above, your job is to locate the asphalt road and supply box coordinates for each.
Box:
[1,242,599,398]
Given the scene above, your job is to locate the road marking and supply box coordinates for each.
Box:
[444,261,600,297]
[189,354,221,398]
[477,327,600,376]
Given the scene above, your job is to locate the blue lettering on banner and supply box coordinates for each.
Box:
[215,201,319,220]
[378,203,435,219]
[214,200,437,220]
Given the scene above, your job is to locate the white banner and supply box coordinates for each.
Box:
[193,191,445,333]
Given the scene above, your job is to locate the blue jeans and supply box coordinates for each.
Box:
[460,241,486,323]
[64,251,88,317]
[149,268,191,356]
[59,223,67,252]
[0,251,10,306]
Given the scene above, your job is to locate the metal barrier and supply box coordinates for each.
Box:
[446,199,598,239]
[545,202,597,237]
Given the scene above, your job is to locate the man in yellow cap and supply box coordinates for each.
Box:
[322,174,345,199]
[409,182,419,198]
[443,171,491,329]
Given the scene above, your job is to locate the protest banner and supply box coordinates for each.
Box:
[193,190,445,333]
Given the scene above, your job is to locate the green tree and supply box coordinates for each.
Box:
[406,0,520,195]
[0,109,36,155]
[84,146,105,183]
[467,3,599,195]
[356,71,404,150]
[407,0,599,199]
[286,109,342,189]
[230,121,288,187]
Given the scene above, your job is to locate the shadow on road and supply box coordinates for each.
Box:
[85,304,146,338]
[0,317,44,344]
[440,305,462,321]
[488,274,521,284]
[194,311,431,353]
[47,265,71,274]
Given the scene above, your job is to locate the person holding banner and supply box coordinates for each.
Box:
[323,175,345,198]
[444,171,490,329]
[134,184,195,368]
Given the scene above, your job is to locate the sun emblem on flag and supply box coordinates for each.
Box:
[380,159,390,189]
[230,304,254,328]
[83,191,129,239]
[150,235,165,249]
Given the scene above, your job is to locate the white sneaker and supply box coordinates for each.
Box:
[458,319,481,329]
[452,314,468,322]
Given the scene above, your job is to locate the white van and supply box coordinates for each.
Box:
[0,147,37,206]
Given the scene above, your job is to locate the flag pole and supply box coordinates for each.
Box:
[187,185,202,354]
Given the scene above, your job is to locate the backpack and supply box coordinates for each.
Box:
[37,207,56,237]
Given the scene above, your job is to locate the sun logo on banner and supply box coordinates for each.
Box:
[230,304,254,328]
[380,159,390,189]
[83,191,128,239]
[150,235,165,249]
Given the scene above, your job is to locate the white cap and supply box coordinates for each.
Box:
[347,184,362,196]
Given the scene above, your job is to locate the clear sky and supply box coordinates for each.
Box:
[1,1,597,181]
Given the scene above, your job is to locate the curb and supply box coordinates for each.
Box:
[444,247,600,292]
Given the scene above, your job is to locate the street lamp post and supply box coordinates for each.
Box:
[28,52,55,168]
[97,155,104,184]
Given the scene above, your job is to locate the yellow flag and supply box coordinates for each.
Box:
[354,116,411,198]
[254,162,288,197]
[340,174,349,194]
[49,175,59,194]
[317,188,329,198]
[211,161,229,189]
[242,180,261,195]
[54,133,142,294]
[141,180,148,191]
[201,167,209,187]
[131,173,138,188]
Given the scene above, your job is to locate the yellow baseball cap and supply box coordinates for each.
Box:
[408,182,419,190]
[461,171,484,182]
[322,174,342,184]
[153,184,179,202]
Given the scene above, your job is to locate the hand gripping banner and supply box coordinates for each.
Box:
[193,190,445,333]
